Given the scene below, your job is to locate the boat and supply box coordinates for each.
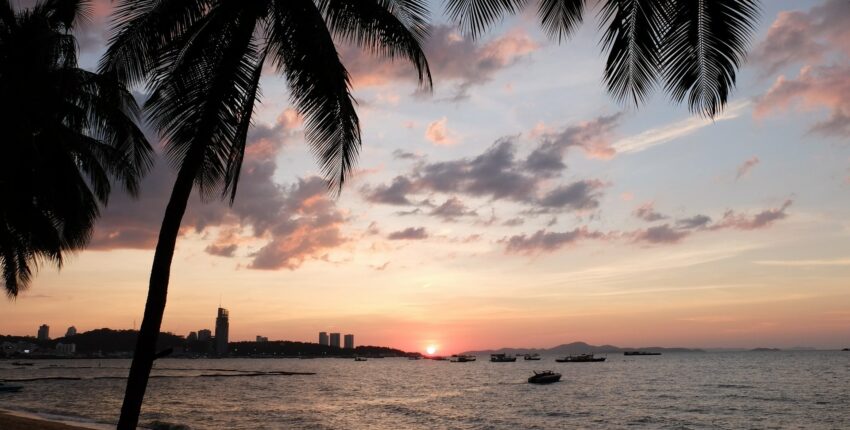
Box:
[528,371,561,384]
[843,348,849,351]
[0,383,23,393]
[450,355,476,362]
[523,353,542,361]
[354,356,368,361]
[490,353,517,362]
[555,353,605,363]
[408,356,422,360]
[10,362,34,366]
[624,351,661,356]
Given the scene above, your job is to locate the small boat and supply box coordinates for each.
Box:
[490,353,517,362]
[624,351,661,356]
[10,362,34,366]
[450,355,476,362]
[556,353,605,363]
[354,356,368,361]
[408,356,422,360]
[523,353,542,361]
[528,371,561,384]
[843,348,849,351]
[0,383,23,393]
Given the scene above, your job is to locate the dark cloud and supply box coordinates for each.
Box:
[430,197,477,221]
[391,149,421,160]
[634,225,690,244]
[361,176,417,205]
[676,215,712,230]
[503,228,605,254]
[205,243,238,258]
[712,200,793,231]
[502,217,525,227]
[387,227,428,240]
[633,202,667,222]
[537,180,606,211]
[524,114,622,175]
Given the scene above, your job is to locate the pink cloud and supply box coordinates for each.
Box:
[633,201,667,222]
[425,117,457,145]
[735,156,760,180]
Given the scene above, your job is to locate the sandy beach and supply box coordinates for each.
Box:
[0,411,93,430]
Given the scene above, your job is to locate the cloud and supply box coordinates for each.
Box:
[342,25,539,99]
[425,117,457,145]
[387,227,428,240]
[754,65,850,137]
[430,197,477,221]
[502,217,525,227]
[536,180,606,211]
[361,176,417,205]
[206,243,238,258]
[735,156,760,180]
[676,215,712,230]
[750,0,850,76]
[633,202,667,222]
[612,102,747,154]
[634,225,690,244]
[524,114,622,173]
[391,149,421,160]
[711,200,793,231]
[503,228,605,254]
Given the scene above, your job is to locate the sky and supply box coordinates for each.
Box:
[2,0,849,354]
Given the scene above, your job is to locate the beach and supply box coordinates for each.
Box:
[0,411,91,430]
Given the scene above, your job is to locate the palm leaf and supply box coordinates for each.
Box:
[444,0,527,39]
[538,0,585,41]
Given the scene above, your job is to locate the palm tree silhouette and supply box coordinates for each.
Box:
[100,1,431,427]
[445,0,760,117]
[0,0,151,297]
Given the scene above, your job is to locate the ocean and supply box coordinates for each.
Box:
[1,351,848,429]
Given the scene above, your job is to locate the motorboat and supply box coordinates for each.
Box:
[528,371,561,384]
[523,353,542,361]
[490,354,517,362]
[450,355,476,362]
[354,356,368,361]
[624,351,661,356]
[555,353,605,363]
[408,356,422,360]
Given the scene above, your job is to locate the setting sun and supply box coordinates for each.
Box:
[425,345,437,355]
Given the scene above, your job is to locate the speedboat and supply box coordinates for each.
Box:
[523,353,542,360]
[555,353,605,363]
[450,355,476,362]
[528,371,561,384]
[490,353,516,362]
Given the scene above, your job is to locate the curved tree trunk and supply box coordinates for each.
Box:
[117,149,202,430]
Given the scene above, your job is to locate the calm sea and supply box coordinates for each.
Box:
[1,352,848,429]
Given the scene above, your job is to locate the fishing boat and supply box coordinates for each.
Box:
[0,382,23,393]
[354,356,368,361]
[624,351,661,356]
[555,353,605,363]
[450,355,476,362]
[523,353,542,361]
[528,371,561,384]
[490,353,517,362]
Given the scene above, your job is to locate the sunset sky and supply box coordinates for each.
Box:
[2,0,849,354]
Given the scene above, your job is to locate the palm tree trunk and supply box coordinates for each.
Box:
[117,149,202,430]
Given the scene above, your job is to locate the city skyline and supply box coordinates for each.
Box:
[1,0,849,355]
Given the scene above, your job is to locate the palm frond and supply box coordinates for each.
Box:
[661,0,759,117]
[538,0,585,42]
[270,0,361,194]
[444,0,527,39]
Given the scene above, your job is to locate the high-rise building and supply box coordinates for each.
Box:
[344,334,354,349]
[256,336,268,343]
[198,329,212,341]
[37,324,50,341]
[65,326,77,337]
[329,332,341,348]
[215,307,229,355]
[56,343,76,354]
[319,332,329,346]
[187,331,198,342]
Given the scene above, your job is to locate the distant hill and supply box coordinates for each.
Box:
[228,340,408,357]
[461,341,703,355]
[56,328,185,353]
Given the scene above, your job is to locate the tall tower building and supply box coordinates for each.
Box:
[319,332,329,346]
[344,334,354,349]
[65,326,77,337]
[329,332,341,348]
[215,307,229,355]
[37,324,50,341]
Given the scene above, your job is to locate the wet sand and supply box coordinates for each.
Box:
[0,411,92,429]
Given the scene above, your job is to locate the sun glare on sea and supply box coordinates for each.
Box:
[426,345,437,355]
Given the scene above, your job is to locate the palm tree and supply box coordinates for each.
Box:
[445,0,760,117]
[100,1,431,427]
[0,0,151,297]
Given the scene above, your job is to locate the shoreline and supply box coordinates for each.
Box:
[0,410,111,430]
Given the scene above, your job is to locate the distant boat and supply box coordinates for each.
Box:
[354,357,368,361]
[11,362,34,366]
[843,348,849,351]
[490,354,517,362]
[523,353,542,361]
[528,370,561,384]
[624,351,661,356]
[556,353,605,363]
[408,356,421,360]
[450,355,476,362]
[0,383,23,393]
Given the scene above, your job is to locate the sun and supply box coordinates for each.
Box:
[426,345,437,355]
